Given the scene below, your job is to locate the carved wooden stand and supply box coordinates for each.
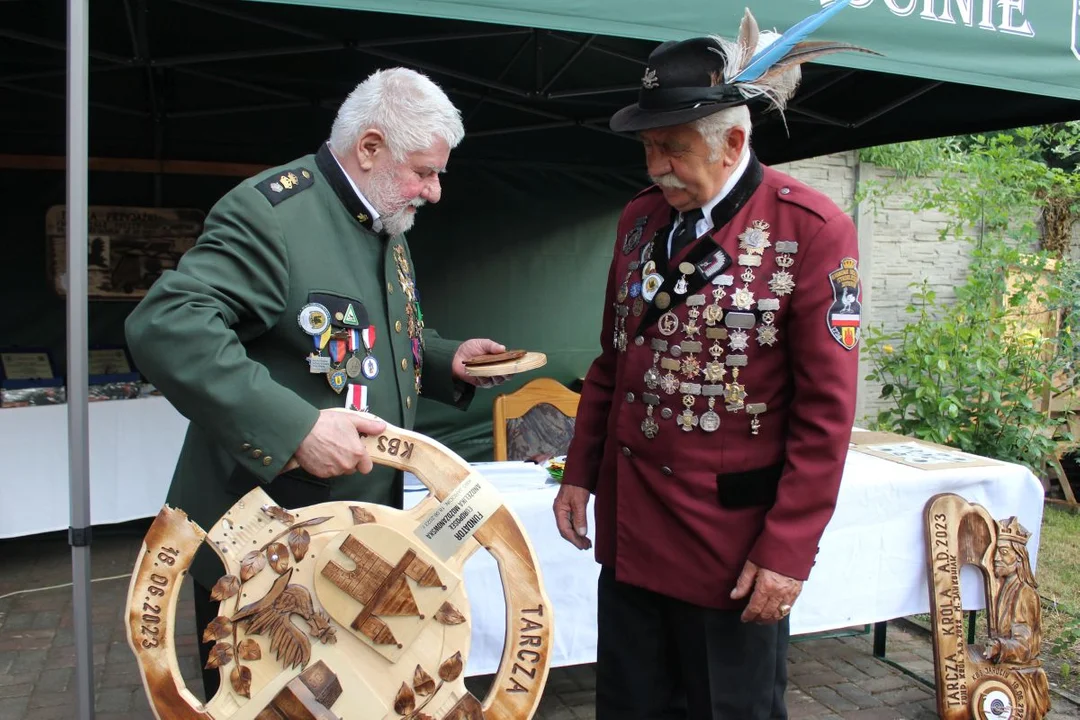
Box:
[924,493,1051,720]
[126,414,553,720]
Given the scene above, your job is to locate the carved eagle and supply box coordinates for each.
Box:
[232,568,336,671]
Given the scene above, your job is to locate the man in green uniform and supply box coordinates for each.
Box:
[124,67,504,698]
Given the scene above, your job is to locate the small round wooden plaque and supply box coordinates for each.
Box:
[463,351,547,378]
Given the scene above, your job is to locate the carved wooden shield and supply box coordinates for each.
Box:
[924,493,1051,720]
[126,418,553,720]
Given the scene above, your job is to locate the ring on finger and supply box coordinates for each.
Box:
[779,603,792,616]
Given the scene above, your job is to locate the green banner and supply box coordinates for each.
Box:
[247,0,1080,101]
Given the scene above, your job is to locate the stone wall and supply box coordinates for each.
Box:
[771,152,1065,423]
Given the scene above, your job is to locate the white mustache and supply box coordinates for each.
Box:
[651,174,687,190]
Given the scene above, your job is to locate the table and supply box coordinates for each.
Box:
[0,397,188,539]
[404,451,1044,677]
[0,399,1045,676]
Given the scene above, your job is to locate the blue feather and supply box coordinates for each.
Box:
[733,0,854,83]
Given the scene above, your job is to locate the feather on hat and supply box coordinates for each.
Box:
[609,0,880,133]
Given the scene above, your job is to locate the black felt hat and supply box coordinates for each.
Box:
[610,37,752,133]
[609,3,880,134]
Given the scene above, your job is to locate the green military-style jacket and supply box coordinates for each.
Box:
[125,144,471,588]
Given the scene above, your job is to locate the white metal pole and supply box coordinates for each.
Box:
[66,0,95,717]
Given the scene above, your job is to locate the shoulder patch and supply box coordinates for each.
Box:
[255,168,314,206]
[826,257,862,350]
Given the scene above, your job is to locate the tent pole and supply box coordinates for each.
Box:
[66,0,95,718]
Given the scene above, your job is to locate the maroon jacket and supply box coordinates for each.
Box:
[562,157,860,609]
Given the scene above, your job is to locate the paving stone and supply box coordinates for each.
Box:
[874,685,934,707]
[832,682,884,709]
[21,705,78,720]
[12,652,46,675]
[0,618,31,635]
[0,696,30,720]
[839,708,908,719]
[0,686,32,701]
[806,685,861,713]
[843,652,894,679]
[0,633,53,654]
[30,670,68,696]
[861,674,915,694]
[889,699,939,719]
[0,675,34,691]
[94,687,132,714]
[25,690,72,710]
[27,617,57,634]
[795,670,848,687]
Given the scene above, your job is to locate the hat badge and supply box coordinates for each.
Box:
[641,68,659,89]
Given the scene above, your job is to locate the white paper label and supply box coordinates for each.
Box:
[415,473,502,560]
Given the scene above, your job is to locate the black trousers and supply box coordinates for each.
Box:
[596,566,789,720]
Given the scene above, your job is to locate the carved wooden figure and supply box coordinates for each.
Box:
[126,411,553,720]
[924,493,1051,720]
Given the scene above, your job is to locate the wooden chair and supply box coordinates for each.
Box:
[492,378,580,462]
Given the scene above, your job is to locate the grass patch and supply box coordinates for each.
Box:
[1036,505,1080,694]
[1036,505,1080,614]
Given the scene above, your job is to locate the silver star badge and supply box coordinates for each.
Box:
[732,287,755,310]
[738,221,772,255]
[769,270,796,297]
[729,330,750,352]
[757,325,779,347]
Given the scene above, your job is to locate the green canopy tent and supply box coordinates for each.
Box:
[3,1,1079,717]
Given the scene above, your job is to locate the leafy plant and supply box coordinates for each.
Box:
[1051,615,1080,658]
[859,125,1080,473]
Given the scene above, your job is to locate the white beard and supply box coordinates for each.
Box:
[367,166,426,237]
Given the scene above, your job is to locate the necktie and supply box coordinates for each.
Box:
[670,208,704,258]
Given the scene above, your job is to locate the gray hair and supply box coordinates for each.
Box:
[692,105,752,163]
[329,67,465,162]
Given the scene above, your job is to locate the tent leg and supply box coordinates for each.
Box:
[67,0,95,718]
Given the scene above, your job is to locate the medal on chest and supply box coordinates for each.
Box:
[620,217,801,439]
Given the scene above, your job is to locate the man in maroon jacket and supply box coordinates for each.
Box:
[552,15,866,720]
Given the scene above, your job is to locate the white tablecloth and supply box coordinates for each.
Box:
[0,397,189,538]
[404,452,1044,676]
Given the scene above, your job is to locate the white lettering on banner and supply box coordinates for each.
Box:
[848,0,1035,38]
[885,0,918,16]
[999,0,1034,37]
[1074,0,1080,61]
[414,473,502,561]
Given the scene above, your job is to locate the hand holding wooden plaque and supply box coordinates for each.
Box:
[126,418,553,720]
[924,494,1051,720]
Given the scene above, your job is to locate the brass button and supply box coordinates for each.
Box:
[262,456,272,466]
[625,392,635,403]
[252,449,262,459]
[387,282,394,294]
[661,466,673,476]
[395,320,402,333]
[401,358,408,371]
[241,443,251,451]
[406,397,412,409]
[621,446,632,457]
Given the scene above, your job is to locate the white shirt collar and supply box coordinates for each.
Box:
[327,143,383,232]
[667,151,752,256]
[694,149,751,237]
